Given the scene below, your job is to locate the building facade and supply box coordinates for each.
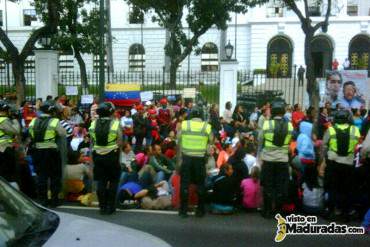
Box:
[0,0,370,76]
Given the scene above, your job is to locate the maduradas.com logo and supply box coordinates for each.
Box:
[274,214,365,242]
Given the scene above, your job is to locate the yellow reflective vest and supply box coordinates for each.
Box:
[262,119,293,153]
[181,120,211,157]
[328,124,360,155]
[89,119,120,150]
[0,117,13,145]
[29,118,60,144]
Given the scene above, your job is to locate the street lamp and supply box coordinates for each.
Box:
[225,40,234,60]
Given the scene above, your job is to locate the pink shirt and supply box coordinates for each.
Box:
[241,178,262,209]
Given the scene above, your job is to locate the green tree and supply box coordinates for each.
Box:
[125,0,253,88]
[36,0,102,94]
[0,0,60,104]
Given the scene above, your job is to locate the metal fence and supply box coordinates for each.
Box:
[59,69,221,104]
[237,66,306,107]
[0,62,306,108]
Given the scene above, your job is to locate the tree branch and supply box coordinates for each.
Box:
[313,0,332,31]
[284,0,306,23]
[303,0,309,18]
[0,27,19,59]
[20,26,49,61]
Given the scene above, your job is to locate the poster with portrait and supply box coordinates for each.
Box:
[321,70,369,109]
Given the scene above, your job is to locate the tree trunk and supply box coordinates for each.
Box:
[75,50,89,94]
[169,60,178,89]
[304,33,319,110]
[12,61,25,106]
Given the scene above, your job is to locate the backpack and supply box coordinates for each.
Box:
[272,119,289,147]
[33,118,51,143]
[333,125,350,156]
[95,119,112,146]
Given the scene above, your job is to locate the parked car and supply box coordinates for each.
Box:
[0,177,170,247]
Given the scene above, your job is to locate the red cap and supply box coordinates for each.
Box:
[160,98,168,105]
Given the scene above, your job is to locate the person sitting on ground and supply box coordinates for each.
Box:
[64,151,93,198]
[217,143,233,169]
[301,162,324,215]
[240,166,262,210]
[243,142,257,174]
[149,143,175,183]
[210,163,238,213]
[119,142,138,185]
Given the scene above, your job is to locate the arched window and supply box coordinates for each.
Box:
[311,35,333,77]
[129,44,145,72]
[201,42,218,72]
[349,34,370,74]
[267,36,293,78]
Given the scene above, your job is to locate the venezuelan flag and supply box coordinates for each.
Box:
[104,84,141,106]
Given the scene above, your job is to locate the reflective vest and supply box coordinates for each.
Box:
[328,124,360,155]
[0,117,13,145]
[29,118,60,144]
[181,120,211,157]
[263,120,293,153]
[89,119,119,150]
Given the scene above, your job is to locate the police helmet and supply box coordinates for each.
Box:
[0,100,10,112]
[40,101,57,114]
[190,106,204,120]
[97,102,115,117]
[334,109,351,124]
[271,98,286,116]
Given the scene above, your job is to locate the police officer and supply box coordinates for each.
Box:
[89,102,122,215]
[259,99,293,218]
[0,101,20,185]
[178,106,212,218]
[323,109,360,221]
[29,101,66,207]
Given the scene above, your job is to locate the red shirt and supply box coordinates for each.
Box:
[292,111,305,129]
[158,108,171,126]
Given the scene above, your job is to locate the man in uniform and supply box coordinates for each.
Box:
[178,107,212,218]
[323,109,360,221]
[29,101,66,207]
[259,99,293,218]
[0,101,20,186]
[89,102,122,215]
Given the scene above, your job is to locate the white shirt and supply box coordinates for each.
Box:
[243,154,257,174]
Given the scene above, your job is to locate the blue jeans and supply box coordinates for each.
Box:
[155,171,166,183]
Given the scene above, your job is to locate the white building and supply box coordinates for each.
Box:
[1,0,370,77]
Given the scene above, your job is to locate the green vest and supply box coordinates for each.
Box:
[0,117,13,145]
[328,124,360,155]
[89,119,120,150]
[181,120,211,157]
[29,118,60,144]
[263,119,293,153]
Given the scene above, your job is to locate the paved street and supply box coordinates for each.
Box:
[57,206,369,247]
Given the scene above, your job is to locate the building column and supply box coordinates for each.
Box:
[35,50,59,100]
[219,59,239,116]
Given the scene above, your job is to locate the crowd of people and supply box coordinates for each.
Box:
[0,93,369,231]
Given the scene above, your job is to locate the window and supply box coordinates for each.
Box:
[347,0,359,16]
[308,0,321,16]
[129,44,145,72]
[266,36,293,78]
[23,9,37,26]
[266,0,284,17]
[59,50,74,72]
[201,42,218,72]
[93,55,108,72]
[349,34,370,75]
[0,10,3,27]
[129,6,144,24]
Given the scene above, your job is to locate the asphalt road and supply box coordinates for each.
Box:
[56,206,369,247]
